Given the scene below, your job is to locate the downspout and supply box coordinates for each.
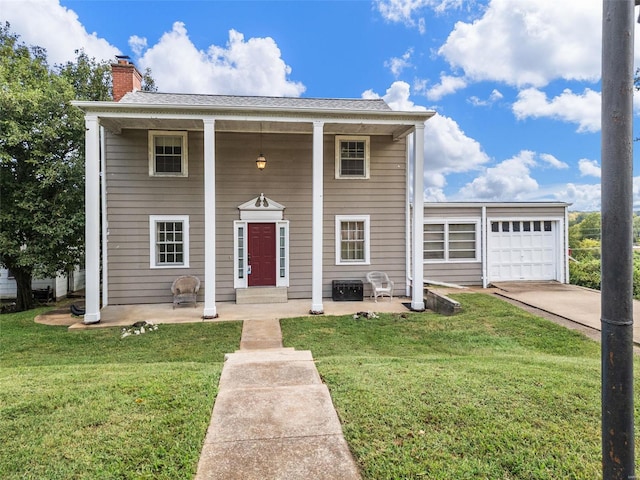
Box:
[481,206,488,288]
[100,126,108,307]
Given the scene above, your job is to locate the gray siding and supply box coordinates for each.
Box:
[105,130,408,304]
[486,206,566,218]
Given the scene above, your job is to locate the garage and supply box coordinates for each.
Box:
[487,219,558,282]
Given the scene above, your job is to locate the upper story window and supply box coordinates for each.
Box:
[335,136,370,179]
[149,131,188,177]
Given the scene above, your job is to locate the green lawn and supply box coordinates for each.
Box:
[282,293,637,480]
[0,308,242,480]
[3,295,638,479]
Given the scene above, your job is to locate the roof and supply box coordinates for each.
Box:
[119,91,394,112]
[72,90,435,137]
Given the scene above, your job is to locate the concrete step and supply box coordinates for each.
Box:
[236,287,288,305]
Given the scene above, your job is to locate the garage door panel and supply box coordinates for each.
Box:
[488,220,558,282]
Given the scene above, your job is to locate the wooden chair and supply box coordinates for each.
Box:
[171,275,200,309]
[366,271,394,302]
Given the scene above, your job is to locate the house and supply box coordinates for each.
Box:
[73,59,434,323]
[422,202,570,288]
[0,267,85,302]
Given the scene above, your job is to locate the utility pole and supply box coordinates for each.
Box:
[601,1,635,478]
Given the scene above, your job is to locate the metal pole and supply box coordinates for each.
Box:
[601,1,635,478]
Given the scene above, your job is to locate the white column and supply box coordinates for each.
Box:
[84,116,101,323]
[311,121,324,313]
[203,118,217,318]
[411,123,425,311]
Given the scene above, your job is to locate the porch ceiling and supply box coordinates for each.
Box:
[99,117,415,138]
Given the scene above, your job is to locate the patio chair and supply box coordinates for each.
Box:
[366,271,394,302]
[171,275,200,309]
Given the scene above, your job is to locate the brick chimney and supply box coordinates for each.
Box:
[111,56,142,101]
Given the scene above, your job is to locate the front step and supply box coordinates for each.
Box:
[235,286,288,304]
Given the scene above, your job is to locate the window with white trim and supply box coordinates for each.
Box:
[335,136,370,179]
[150,215,189,268]
[149,131,188,177]
[424,220,479,262]
[336,215,370,265]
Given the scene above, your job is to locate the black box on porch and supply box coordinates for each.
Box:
[332,280,363,301]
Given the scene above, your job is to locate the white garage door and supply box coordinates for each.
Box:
[488,220,557,282]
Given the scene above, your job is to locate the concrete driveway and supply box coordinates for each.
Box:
[491,281,640,345]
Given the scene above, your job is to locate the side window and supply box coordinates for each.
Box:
[149,215,190,268]
[149,131,188,177]
[335,136,370,179]
[424,221,479,262]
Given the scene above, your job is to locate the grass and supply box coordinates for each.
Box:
[281,293,637,480]
[0,308,242,480]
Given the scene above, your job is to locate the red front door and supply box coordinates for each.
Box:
[248,223,276,286]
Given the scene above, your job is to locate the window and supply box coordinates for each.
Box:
[149,215,189,268]
[335,136,370,179]
[149,131,188,177]
[336,215,370,265]
[424,221,479,262]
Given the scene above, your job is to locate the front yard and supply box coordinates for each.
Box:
[1,294,638,479]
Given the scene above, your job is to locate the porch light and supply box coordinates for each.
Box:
[256,153,267,170]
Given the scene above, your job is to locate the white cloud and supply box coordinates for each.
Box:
[425,74,467,101]
[456,150,539,201]
[364,81,489,196]
[579,159,601,178]
[539,153,568,169]
[0,0,120,65]
[134,23,305,96]
[468,89,503,107]
[385,48,413,77]
[128,35,147,58]
[555,183,601,211]
[375,0,465,33]
[438,0,602,87]
[512,87,601,133]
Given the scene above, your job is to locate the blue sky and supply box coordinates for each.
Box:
[2,0,638,211]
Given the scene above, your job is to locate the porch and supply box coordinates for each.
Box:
[36,297,413,330]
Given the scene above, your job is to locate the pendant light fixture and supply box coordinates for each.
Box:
[256,122,267,170]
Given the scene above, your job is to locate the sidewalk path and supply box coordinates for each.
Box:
[194,319,361,480]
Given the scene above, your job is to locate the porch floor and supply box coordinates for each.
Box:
[37,297,413,330]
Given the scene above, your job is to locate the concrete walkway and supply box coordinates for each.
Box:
[194,319,361,480]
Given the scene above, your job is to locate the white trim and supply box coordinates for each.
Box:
[311,121,324,313]
[335,215,371,265]
[149,215,190,269]
[100,126,109,307]
[334,135,370,179]
[411,124,425,311]
[238,193,285,221]
[481,206,488,288]
[84,115,101,323]
[423,218,481,263]
[233,220,289,289]
[148,130,189,177]
[203,118,216,317]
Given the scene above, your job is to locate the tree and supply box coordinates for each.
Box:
[0,24,106,311]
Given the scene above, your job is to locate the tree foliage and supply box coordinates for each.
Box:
[0,23,119,311]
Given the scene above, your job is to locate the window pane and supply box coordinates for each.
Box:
[340,220,365,261]
[502,221,510,232]
[156,220,185,265]
[534,221,541,231]
[155,135,183,174]
[491,222,499,233]
[523,222,531,232]
[340,140,365,176]
[512,222,520,232]
[544,221,552,232]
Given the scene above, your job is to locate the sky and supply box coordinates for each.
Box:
[2,0,639,211]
